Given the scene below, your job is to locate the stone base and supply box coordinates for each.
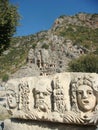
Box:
[4,119,97,130]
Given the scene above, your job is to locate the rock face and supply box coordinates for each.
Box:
[3,72,98,130]
[1,13,98,81]
[52,13,98,30]
[11,38,86,79]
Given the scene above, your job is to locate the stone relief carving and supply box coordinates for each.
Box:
[33,78,52,113]
[5,81,19,111]
[18,81,30,111]
[5,81,20,118]
[53,77,67,113]
[63,75,98,125]
[5,73,98,126]
[6,89,18,110]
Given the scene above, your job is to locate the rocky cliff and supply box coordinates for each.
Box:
[0,13,98,81]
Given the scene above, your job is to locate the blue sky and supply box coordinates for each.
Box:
[10,0,98,36]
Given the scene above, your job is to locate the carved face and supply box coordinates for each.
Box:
[77,85,96,112]
[6,90,17,109]
[34,88,51,112]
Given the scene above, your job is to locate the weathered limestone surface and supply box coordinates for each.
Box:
[4,119,97,130]
[4,72,98,130]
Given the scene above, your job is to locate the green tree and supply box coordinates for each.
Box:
[0,0,20,54]
[68,54,98,73]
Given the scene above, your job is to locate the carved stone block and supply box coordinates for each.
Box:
[4,72,98,128]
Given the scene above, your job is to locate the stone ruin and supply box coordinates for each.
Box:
[10,35,89,79]
[27,48,58,76]
[26,40,86,77]
[3,72,98,130]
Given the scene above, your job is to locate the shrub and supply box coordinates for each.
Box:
[32,43,37,49]
[68,54,98,73]
[2,74,9,82]
[41,43,49,49]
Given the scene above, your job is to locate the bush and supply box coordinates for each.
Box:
[32,43,37,49]
[41,43,49,49]
[68,54,98,73]
[2,74,9,82]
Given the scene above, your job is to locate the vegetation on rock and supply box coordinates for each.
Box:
[0,13,98,79]
[68,54,98,73]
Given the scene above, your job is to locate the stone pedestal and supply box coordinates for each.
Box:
[4,119,97,130]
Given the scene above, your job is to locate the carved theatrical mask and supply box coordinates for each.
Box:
[65,75,98,124]
[34,80,52,112]
[6,89,17,109]
[77,85,97,112]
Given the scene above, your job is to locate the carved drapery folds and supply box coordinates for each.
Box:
[5,73,98,125]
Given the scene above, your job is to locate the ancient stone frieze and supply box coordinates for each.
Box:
[5,72,98,126]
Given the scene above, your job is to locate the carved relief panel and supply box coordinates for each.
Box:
[5,73,98,126]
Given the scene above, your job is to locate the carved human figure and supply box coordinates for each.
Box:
[6,89,17,109]
[33,79,52,112]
